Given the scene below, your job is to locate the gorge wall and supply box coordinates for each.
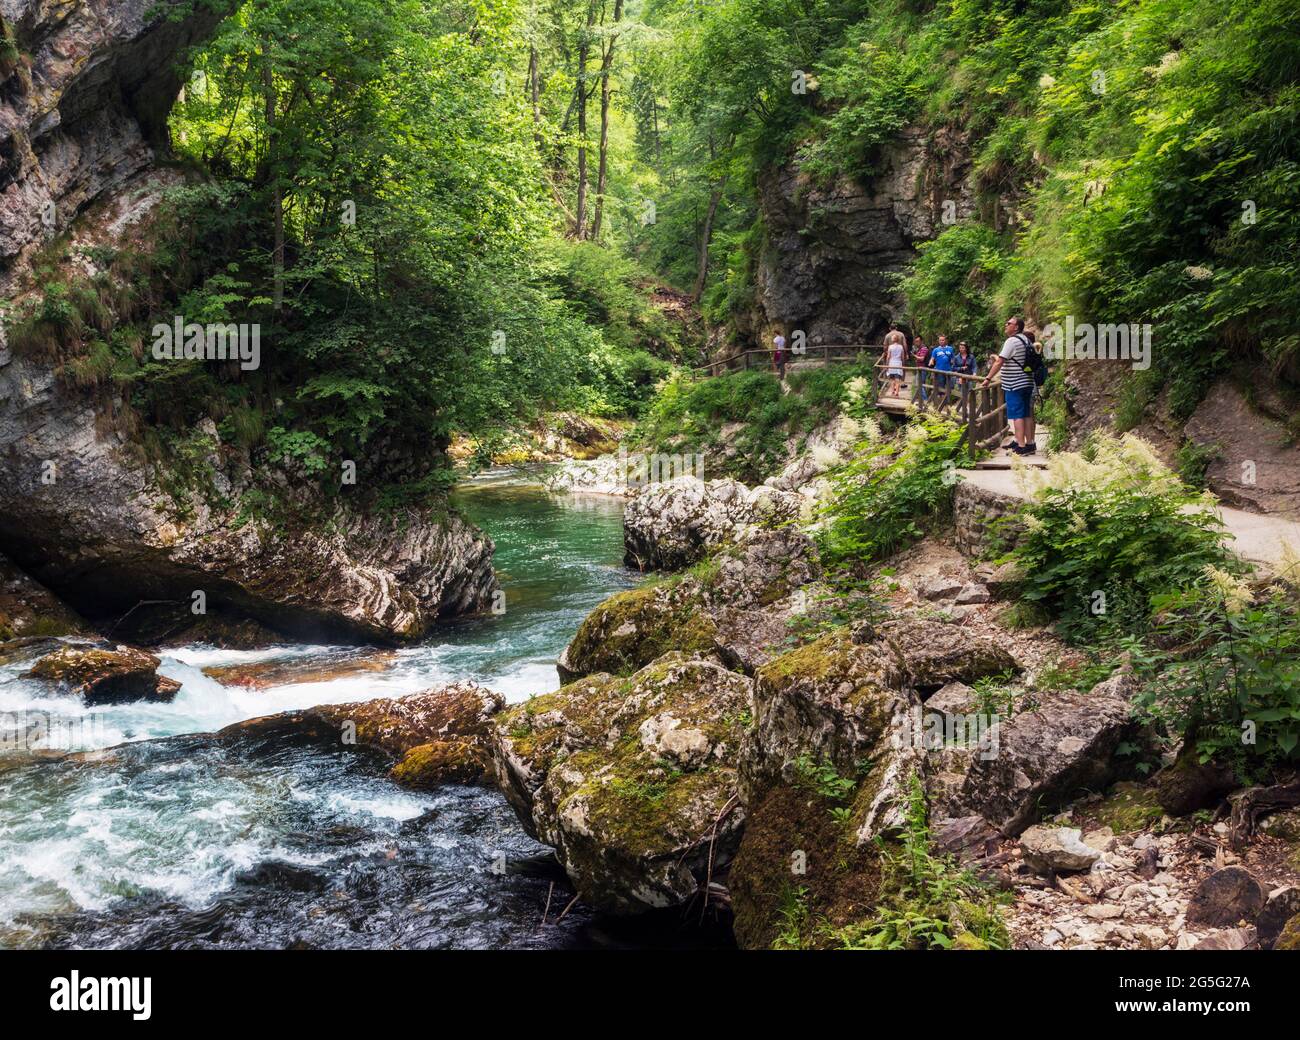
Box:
[737,126,976,349]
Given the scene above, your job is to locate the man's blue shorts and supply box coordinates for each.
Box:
[1005,385,1034,420]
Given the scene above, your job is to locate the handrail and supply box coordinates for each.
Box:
[689,343,875,376]
[685,345,1008,453]
[872,359,1007,452]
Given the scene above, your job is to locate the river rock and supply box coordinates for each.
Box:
[937,673,1143,834]
[219,682,505,786]
[1019,824,1102,873]
[24,644,180,704]
[1186,867,1266,928]
[558,527,821,681]
[490,653,753,914]
[0,383,498,642]
[622,476,805,571]
[0,552,89,640]
[741,627,921,844]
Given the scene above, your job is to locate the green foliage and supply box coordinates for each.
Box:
[792,754,858,806]
[897,224,1010,349]
[1135,582,1300,774]
[1003,433,1238,642]
[836,777,1008,951]
[817,414,967,576]
[631,364,865,482]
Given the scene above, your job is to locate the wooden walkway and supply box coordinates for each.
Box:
[691,346,1011,457]
[869,361,1009,456]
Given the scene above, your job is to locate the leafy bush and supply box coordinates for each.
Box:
[1134,578,1300,775]
[631,364,866,483]
[1002,433,1238,641]
[817,414,967,575]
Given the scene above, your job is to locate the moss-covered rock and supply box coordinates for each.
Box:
[728,782,881,950]
[742,627,922,846]
[1093,781,1164,833]
[491,652,754,914]
[557,583,719,682]
[558,527,822,681]
[218,682,504,785]
[1274,913,1300,951]
[25,644,180,704]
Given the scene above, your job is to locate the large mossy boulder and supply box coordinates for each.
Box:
[556,582,720,683]
[490,652,754,914]
[218,682,505,786]
[742,627,921,845]
[24,644,181,704]
[558,528,821,682]
[741,618,1017,846]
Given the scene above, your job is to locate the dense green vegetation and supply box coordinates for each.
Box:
[630,363,870,482]
[8,0,1295,491]
[995,432,1300,776]
[817,413,968,575]
[631,0,1300,418]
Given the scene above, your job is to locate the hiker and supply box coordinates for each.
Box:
[912,335,929,401]
[882,334,906,397]
[772,329,787,380]
[981,315,1037,455]
[928,333,955,405]
[953,340,977,407]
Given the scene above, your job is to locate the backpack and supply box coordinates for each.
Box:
[1016,333,1048,387]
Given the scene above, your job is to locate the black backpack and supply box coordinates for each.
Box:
[1016,333,1048,387]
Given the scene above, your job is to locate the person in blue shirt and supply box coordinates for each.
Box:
[927,333,956,406]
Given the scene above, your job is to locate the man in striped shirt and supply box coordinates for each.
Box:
[981,315,1036,455]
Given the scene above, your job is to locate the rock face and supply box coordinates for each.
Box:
[937,674,1143,834]
[2,4,498,643]
[0,551,87,639]
[622,477,805,571]
[559,527,821,681]
[219,683,505,786]
[0,388,498,641]
[24,643,179,704]
[744,127,976,347]
[0,0,229,275]
[490,653,753,914]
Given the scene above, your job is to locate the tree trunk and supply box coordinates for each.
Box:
[528,44,543,153]
[573,1,597,238]
[262,56,284,313]
[590,0,624,240]
[691,177,726,303]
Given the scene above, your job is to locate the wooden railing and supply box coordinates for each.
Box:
[689,343,874,377]
[873,361,1008,453]
[686,343,1008,453]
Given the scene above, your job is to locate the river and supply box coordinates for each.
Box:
[0,470,702,950]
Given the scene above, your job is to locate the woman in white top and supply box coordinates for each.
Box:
[882,336,907,397]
